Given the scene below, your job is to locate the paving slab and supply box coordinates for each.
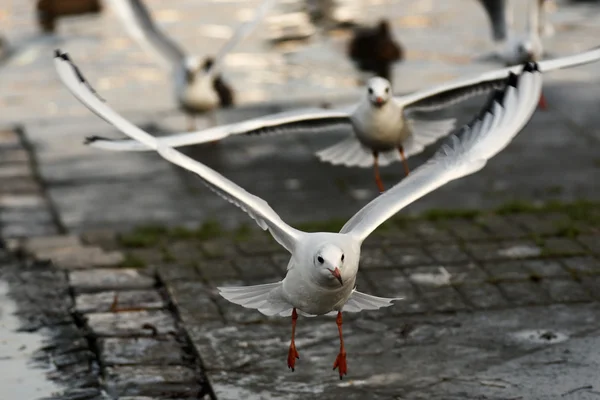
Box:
[85,310,177,337]
[69,268,155,292]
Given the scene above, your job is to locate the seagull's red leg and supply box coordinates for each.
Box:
[332,311,347,379]
[538,92,548,110]
[373,151,385,193]
[398,146,410,176]
[287,308,300,371]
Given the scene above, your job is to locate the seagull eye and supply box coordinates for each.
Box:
[341,254,345,262]
[368,88,373,95]
[317,256,324,264]
[385,87,389,93]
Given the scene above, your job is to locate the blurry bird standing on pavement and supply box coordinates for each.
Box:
[478,0,554,43]
[477,0,549,108]
[108,0,274,131]
[348,19,404,84]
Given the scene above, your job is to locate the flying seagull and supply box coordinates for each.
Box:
[86,45,600,191]
[55,49,542,378]
[108,0,275,130]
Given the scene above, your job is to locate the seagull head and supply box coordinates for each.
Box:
[314,244,345,287]
[366,77,392,108]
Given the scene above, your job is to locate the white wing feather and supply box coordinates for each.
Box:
[398,46,600,111]
[85,107,353,151]
[342,63,543,242]
[54,50,302,252]
[343,290,402,313]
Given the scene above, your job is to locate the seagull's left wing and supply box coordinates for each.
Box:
[399,45,600,113]
[341,62,542,242]
[54,50,302,253]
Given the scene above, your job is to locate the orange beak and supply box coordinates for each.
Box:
[330,267,343,286]
[375,97,383,105]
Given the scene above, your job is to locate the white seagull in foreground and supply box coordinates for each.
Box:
[85,45,600,192]
[55,49,542,378]
[108,0,275,130]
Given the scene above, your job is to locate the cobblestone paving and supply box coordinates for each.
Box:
[5,235,215,399]
[4,200,600,398]
[0,243,104,400]
[70,203,597,399]
[0,127,61,238]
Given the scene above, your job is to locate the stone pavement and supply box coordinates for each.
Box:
[4,199,598,399]
[0,0,599,234]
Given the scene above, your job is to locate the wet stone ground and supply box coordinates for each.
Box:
[1,235,215,399]
[6,201,597,399]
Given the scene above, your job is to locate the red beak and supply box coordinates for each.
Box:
[375,97,383,105]
[538,93,548,111]
[330,267,343,286]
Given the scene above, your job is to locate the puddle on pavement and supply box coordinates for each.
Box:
[0,279,62,399]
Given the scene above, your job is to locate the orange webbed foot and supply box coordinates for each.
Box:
[333,351,347,379]
[287,342,300,371]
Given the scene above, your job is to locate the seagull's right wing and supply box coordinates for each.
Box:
[399,45,600,113]
[342,62,542,242]
[85,107,354,151]
[55,50,302,253]
[108,0,186,69]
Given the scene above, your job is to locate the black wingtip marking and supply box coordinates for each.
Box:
[85,136,106,144]
[523,61,538,73]
[60,51,107,103]
[507,72,519,89]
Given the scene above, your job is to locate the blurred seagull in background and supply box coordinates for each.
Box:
[85,45,600,192]
[477,0,561,109]
[108,0,275,130]
[347,19,404,84]
[479,0,554,44]
[55,49,543,378]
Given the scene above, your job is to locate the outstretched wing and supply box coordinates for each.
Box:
[399,46,600,112]
[54,50,302,252]
[85,107,353,151]
[108,0,186,69]
[342,62,543,242]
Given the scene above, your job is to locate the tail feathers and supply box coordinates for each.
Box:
[343,290,402,313]
[315,118,456,168]
[404,117,457,158]
[315,136,374,168]
[218,282,293,316]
